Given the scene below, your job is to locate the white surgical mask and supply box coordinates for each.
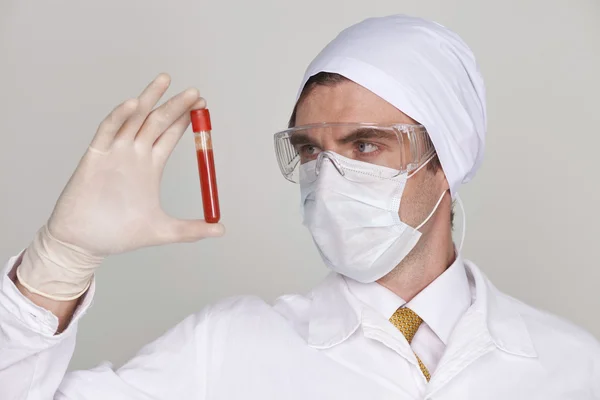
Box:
[300,151,446,283]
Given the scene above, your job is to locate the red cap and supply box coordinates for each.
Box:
[190,108,212,132]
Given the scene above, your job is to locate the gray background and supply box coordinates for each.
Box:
[0,0,598,370]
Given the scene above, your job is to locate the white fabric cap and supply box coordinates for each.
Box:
[297,15,487,196]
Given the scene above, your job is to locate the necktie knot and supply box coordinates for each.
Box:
[389,307,423,344]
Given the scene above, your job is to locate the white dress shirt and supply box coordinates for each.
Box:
[345,258,472,373]
[1,253,599,399]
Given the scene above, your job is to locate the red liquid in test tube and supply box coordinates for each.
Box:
[191,108,220,223]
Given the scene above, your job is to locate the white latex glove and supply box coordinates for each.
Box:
[17,74,225,300]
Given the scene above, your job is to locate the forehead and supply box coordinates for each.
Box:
[295,80,417,126]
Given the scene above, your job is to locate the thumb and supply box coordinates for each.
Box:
[166,218,226,243]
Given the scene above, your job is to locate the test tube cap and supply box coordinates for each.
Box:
[191,108,212,132]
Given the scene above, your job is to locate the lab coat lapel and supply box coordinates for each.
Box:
[425,305,495,396]
[425,260,537,397]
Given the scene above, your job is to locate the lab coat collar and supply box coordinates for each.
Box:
[307,260,537,358]
[463,260,537,358]
[307,273,362,348]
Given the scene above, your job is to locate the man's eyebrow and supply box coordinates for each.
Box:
[337,128,396,144]
[289,132,313,146]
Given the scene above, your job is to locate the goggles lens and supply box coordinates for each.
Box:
[274,123,435,183]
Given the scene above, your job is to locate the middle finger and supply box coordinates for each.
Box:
[115,73,172,141]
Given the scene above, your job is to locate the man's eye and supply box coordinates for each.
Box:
[356,142,379,153]
[298,145,322,158]
[297,144,321,162]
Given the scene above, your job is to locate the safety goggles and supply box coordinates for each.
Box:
[274,123,436,183]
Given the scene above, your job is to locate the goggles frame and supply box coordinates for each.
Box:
[274,122,436,183]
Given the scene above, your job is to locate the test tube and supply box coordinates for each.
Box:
[191,108,220,223]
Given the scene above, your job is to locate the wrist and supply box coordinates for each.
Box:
[16,225,104,301]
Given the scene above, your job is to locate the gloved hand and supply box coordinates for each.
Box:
[17,74,225,301]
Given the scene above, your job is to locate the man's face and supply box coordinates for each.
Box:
[294,80,448,230]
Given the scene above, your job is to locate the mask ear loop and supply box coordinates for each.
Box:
[410,153,448,231]
[415,190,448,231]
[414,190,466,254]
[408,154,466,252]
[455,193,467,254]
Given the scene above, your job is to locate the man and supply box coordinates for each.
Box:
[1,15,598,399]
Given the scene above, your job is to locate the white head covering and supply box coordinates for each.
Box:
[297,15,487,196]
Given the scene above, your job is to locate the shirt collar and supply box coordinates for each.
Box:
[344,277,406,320]
[405,256,472,344]
[344,256,471,345]
[307,258,537,358]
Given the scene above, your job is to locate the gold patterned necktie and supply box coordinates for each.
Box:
[389,307,432,382]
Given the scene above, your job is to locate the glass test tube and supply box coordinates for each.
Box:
[191,108,220,223]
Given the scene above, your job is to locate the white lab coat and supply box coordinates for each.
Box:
[1,253,599,399]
